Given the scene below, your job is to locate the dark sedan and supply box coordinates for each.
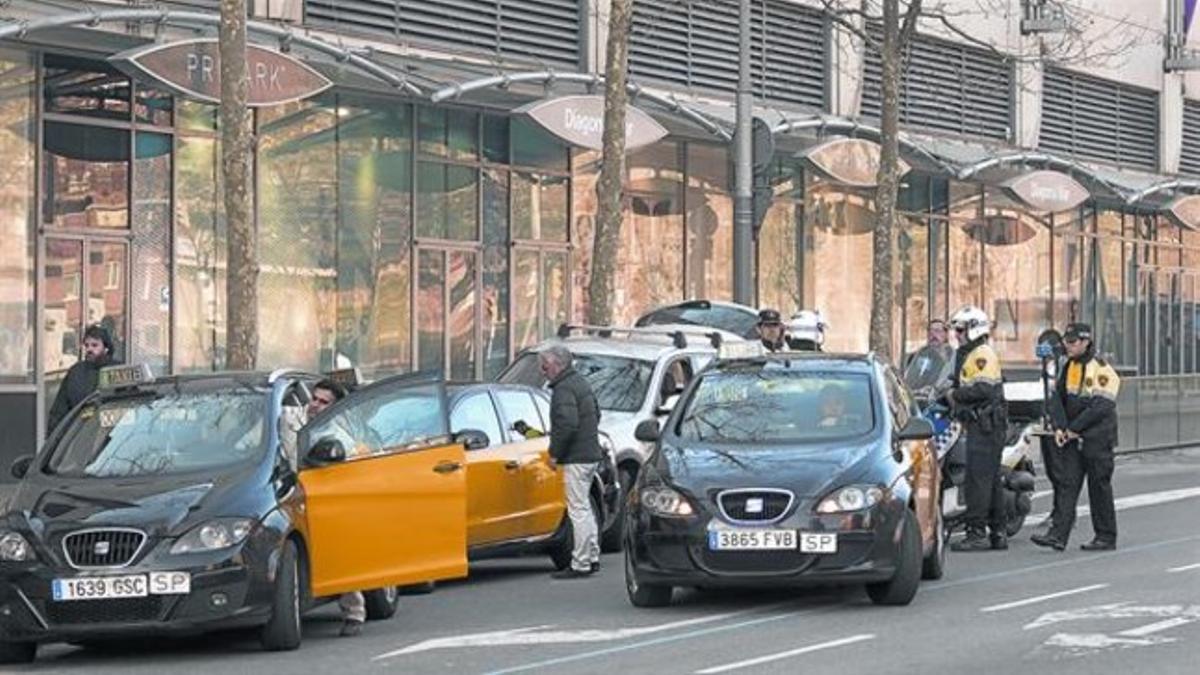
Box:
[624,351,943,607]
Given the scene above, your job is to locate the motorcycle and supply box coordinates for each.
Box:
[904,346,1037,537]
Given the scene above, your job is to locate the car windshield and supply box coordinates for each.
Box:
[45,391,268,478]
[638,305,759,338]
[498,352,654,413]
[676,369,875,443]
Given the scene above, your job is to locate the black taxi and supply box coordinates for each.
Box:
[0,365,475,663]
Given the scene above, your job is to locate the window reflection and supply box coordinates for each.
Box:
[808,181,875,353]
[131,133,172,373]
[44,122,130,229]
[448,251,477,380]
[618,142,683,324]
[174,136,225,372]
[512,171,568,241]
[418,250,446,373]
[757,161,804,315]
[257,100,337,371]
[43,239,83,376]
[0,50,36,382]
[88,241,128,362]
[513,249,540,350]
[417,162,478,240]
[686,144,732,301]
[135,85,173,127]
[483,168,510,377]
[980,190,1051,363]
[512,118,568,172]
[43,54,130,120]
[337,100,413,378]
[418,107,477,161]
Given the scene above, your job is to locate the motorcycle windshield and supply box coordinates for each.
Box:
[904,345,955,393]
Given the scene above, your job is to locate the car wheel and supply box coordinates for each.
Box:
[625,547,672,607]
[549,514,573,571]
[921,506,947,581]
[260,540,303,651]
[0,641,36,664]
[866,512,922,606]
[363,586,400,621]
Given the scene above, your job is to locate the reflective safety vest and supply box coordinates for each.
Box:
[958,343,1003,387]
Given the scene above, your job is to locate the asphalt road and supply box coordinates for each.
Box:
[14,448,1200,675]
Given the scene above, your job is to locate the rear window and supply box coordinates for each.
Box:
[638,305,758,338]
[498,351,654,413]
[675,370,876,444]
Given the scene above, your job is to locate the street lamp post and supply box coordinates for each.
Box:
[733,0,754,306]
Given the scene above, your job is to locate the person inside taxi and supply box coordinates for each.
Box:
[816,384,850,429]
[279,379,367,637]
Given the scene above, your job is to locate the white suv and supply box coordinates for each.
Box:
[496,325,743,550]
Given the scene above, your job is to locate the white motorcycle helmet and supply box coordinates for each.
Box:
[787,310,827,349]
[949,305,991,342]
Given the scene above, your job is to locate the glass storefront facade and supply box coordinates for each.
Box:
[5,47,1200,472]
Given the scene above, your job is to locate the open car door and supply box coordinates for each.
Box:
[298,373,467,597]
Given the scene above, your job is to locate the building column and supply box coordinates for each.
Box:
[584,0,608,75]
[1161,72,1185,174]
[1013,56,1043,149]
[827,1,865,117]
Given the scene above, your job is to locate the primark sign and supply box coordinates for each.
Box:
[110,38,332,107]
[516,95,668,152]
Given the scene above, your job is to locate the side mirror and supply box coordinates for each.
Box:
[455,429,490,450]
[307,438,347,465]
[896,417,935,442]
[656,394,680,416]
[634,419,661,443]
[10,455,33,480]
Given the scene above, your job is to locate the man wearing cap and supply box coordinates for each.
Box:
[1034,323,1121,552]
[757,309,787,352]
[47,324,120,433]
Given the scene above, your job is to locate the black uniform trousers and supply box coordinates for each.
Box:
[1039,434,1064,525]
[1049,442,1117,545]
[964,422,1006,535]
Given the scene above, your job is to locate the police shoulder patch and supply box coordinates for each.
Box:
[1098,374,1109,387]
[1085,378,1094,387]
[975,357,988,370]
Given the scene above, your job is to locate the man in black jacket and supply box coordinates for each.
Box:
[1034,323,1121,552]
[540,345,603,579]
[47,324,119,433]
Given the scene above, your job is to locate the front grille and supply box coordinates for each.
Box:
[46,596,163,625]
[700,549,813,574]
[62,529,146,568]
[717,490,794,523]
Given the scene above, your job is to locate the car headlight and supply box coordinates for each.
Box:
[170,518,255,554]
[0,531,33,562]
[815,485,885,514]
[640,486,695,518]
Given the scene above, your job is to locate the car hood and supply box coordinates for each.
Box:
[656,438,883,500]
[6,474,255,540]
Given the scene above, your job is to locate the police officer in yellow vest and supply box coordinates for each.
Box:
[1033,323,1121,552]
[946,306,1010,552]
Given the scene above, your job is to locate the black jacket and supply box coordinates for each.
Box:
[1048,347,1120,451]
[47,357,116,433]
[950,336,1006,437]
[548,367,603,464]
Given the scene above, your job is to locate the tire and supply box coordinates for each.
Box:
[867,512,922,606]
[624,548,672,608]
[601,467,634,554]
[0,641,36,664]
[921,506,947,581]
[260,540,303,651]
[1004,491,1026,537]
[363,586,400,621]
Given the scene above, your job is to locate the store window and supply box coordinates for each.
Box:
[258,98,337,371]
[512,171,568,242]
[43,122,130,229]
[417,162,478,240]
[512,118,569,172]
[617,142,684,325]
[757,159,804,315]
[336,99,413,378]
[43,54,131,121]
[808,180,875,353]
[418,107,477,161]
[174,133,225,372]
[482,168,510,377]
[0,50,36,383]
[685,143,732,301]
[131,133,172,373]
[1095,210,1130,364]
[947,182,982,313]
[981,189,1052,363]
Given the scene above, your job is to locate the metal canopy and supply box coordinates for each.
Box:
[430,71,731,141]
[0,6,422,95]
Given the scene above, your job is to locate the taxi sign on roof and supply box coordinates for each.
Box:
[325,367,364,390]
[718,341,766,360]
[98,364,154,390]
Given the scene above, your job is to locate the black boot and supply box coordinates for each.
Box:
[951,529,991,552]
[1030,532,1066,551]
[989,532,1008,550]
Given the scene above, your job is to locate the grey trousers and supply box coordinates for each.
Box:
[339,591,365,622]
[564,462,600,572]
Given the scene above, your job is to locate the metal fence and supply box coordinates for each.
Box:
[1116,375,1200,452]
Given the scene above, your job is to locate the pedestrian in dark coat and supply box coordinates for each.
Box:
[47,324,119,433]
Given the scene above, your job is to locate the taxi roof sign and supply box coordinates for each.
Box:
[717,341,766,360]
[324,367,364,391]
[98,364,154,390]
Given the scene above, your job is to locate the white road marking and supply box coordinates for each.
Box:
[1118,617,1196,637]
[1024,603,1199,631]
[1027,485,1200,526]
[374,609,756,660]
[980,584,1108,613]
[1167,562,1200,573]
[693,634,875,674]
[1043,632,1176,650]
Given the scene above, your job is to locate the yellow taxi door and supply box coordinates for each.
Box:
[450,389,524,546]
[298,375,467,598]
[495,388,565,537]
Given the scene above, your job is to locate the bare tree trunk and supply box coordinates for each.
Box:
[587,0,633,325]
[871,0,913,363]
[221,0,257,369]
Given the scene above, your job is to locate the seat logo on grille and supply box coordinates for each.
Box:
[745,498,764,514]
[94,541,111,556]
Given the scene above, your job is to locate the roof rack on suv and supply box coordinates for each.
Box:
[555,323,725,349]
